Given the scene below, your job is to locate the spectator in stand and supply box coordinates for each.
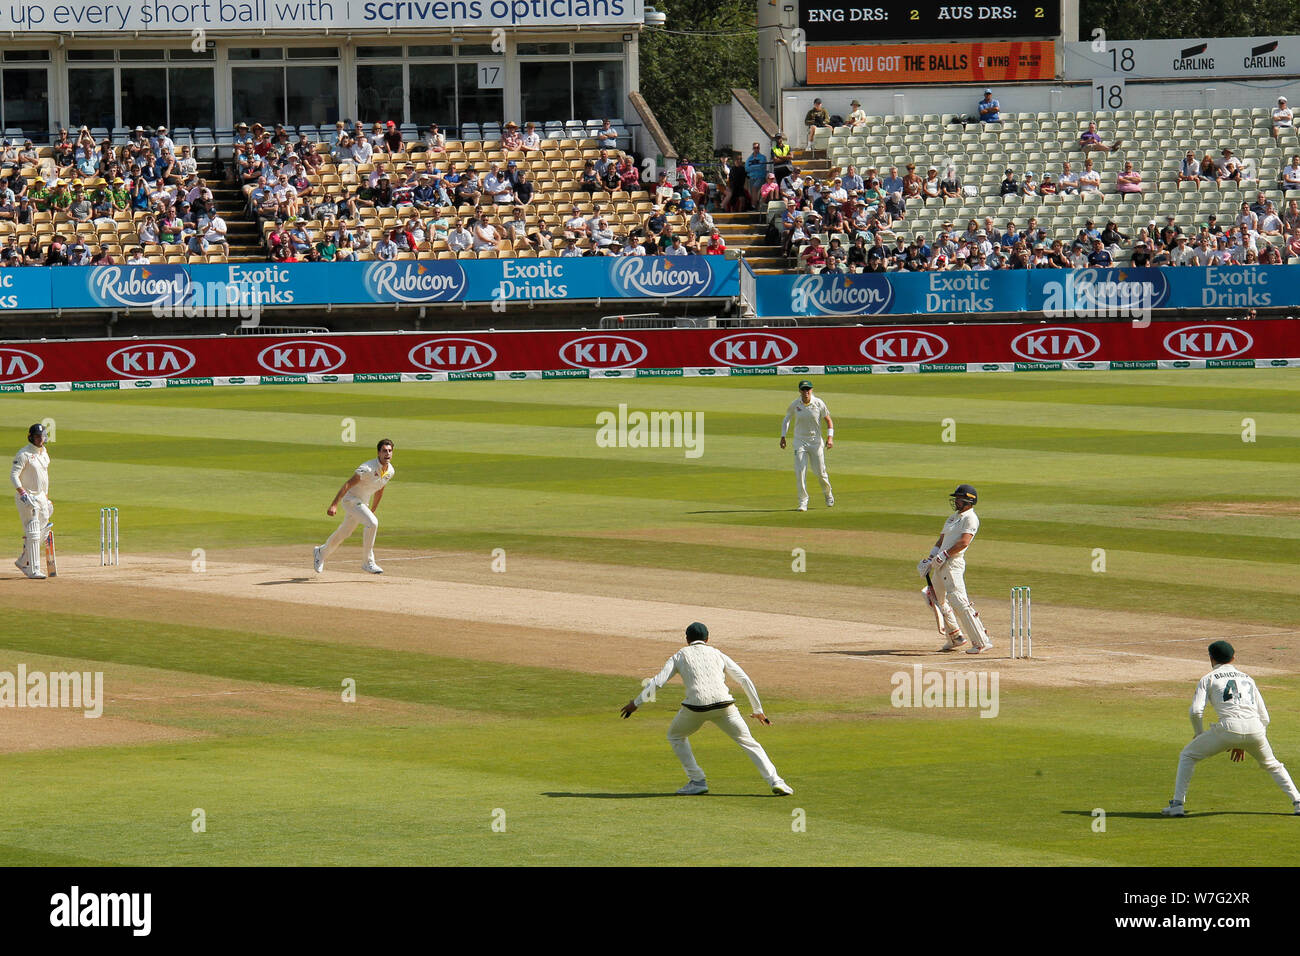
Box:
[1195,151,1216,181]
[561,237,582,257]
[1056,160,1078,195]
[447,218,473,253]
[375,231,400,259]
[45,235,69,266]
[745,142,768,207]
[771,134,794,182]
[1077,157,1102,194]
[1283,199,1300,231]
[1116,160,1143,196]
[68,184,92,224]
[1273,96,1294,143]
[565,205,590,241]
[805,97,830,150]
[502,121,523,151]
[1176,149,1202,184]
[520,122,541,153]
[1236,200,1259,235]
[424,124,446,153]
[846,99,868,131]
[485,163,515,204]
[940,166,961,199]
[1039,172,1058,195]
[1216,148,1243,182]
[331,134,354,165]
[1286,224,1300,262]
[760,171,781,204]
[618,157,641,195]
[900,162,922,206]
[799,235,826,272]
[663,233,688,257]
[512,167,533,206]
[577,159,601,196]
[1259,200,1283,238]
[922,167,941,202]
[52,129,74,169]
[999,167,1019,196]
[978,89,1001,124]
[1281,155,1300,192]
[1250,191,1270,216]
[528,220,555,252]
[1020,170,1039,197]
[353,134,375,165]
[1087,237,1113,266]
[1079,121,1123,154]
[454,170,481,206]
[1100,219,1129,253]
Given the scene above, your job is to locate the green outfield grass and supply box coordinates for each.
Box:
[0,369,1296,865]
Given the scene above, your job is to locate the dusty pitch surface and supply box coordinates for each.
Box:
[13,549,1297,703]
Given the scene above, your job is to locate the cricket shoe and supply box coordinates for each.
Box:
[1293,800,1300,816]
[676,779,709,795]
[1161,800,1186,817]
[796,503,808,512]
[14,557,28,573]
[362,561,384,574]
[772,780,794,796]
[313,546,325,574]
[825,496,835,508]
[25,569,47,580]
[939,635,968,652]
[965,641,993,654]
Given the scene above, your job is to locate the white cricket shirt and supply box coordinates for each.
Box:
[344,457,395,504]
[782,396,830,444]
[10,443,49,497]
[634,641,764,712]
[1190,665,1270,734]
[939,508,979,561]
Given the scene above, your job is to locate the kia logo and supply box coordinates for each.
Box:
[1163,324,1254,360]
[708,332,798,367]
[859,329,949,364]
[408,337,498,372]
[559,335,648,370]
[106,344,197,378]
[257,340,347,374]
[1010,327,1102,361]
[0,347,44,383]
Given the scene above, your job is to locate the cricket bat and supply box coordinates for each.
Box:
[44,524,57,577]
[922,571,942,633]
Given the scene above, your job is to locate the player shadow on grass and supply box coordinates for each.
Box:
[542,792,773,799]
[255,578,315,585]
[685,509,798,514]
[1060,809,1292,819]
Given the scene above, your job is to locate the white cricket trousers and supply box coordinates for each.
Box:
[793,439,832,507]
[930,558,990,646]
[320,496,379,565]
[667,704,781,785]
[1174,721,1300,804]
[15,493,52,575]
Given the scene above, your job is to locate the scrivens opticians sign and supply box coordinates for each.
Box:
[0,0,644,32]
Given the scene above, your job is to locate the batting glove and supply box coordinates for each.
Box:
[931,550,949,568]
[917,557,932,577]
[17,492,31,507]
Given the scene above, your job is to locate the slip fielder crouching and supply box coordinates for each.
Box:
[621,622,793,796]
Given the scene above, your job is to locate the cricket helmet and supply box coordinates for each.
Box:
[27,423,45,444]
[949,484,977,510]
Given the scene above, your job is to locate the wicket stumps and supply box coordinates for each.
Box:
[100,507,119,567]
[1010,586,1032,658]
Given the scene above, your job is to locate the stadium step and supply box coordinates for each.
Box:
[200,159,266,261]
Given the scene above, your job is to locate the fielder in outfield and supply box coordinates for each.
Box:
[314,439,395,575]
[918,484,993,654]
[779,379,834,512]
[1161,640,1300,817]
[620,622,793,796]
[11,423,52,580]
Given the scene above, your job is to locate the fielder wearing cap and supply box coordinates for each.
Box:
[1160,641,1300,816]
[620,622,793,796]
[779,381,834,512]
[919,484,992,653]
[11,423,53,579]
